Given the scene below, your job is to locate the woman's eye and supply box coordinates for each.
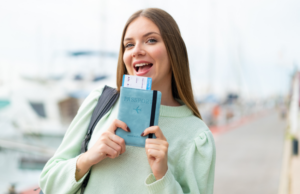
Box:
[147,38,157,43]
[125,43,134,48]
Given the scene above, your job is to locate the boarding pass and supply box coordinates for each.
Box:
[122,75,152,90]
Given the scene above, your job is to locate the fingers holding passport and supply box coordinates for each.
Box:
[141,126,167,140]
[106,119,130,155]
[85,119,129,164]
[143,126,169,180]
[109,119,131,133]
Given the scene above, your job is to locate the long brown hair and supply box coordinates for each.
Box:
[116,8,202,119]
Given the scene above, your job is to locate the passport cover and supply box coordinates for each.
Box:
[116,87,161,147]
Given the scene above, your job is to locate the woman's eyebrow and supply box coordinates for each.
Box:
[142,32,160,37]
[124,32,160,41]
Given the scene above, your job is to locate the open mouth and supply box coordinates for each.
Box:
[134,63,153,74]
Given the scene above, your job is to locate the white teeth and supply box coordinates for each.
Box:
[135,63,150,67]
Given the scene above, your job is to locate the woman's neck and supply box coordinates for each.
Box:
[152,82,181,107]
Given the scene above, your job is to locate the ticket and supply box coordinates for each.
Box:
[122,75,152,90]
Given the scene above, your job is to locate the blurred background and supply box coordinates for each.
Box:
[0,0,299,193]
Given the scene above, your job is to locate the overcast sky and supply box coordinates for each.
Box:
[0,0,299,98]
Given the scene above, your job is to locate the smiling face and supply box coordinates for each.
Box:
[123,16,171,89]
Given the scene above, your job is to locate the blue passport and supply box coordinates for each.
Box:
[116,87,161,147]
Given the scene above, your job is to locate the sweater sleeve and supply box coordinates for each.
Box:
[145,130,216,194]
[39,88,103,194]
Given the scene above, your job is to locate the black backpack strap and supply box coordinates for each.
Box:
[79,85,119,194]
[80,85,119,153]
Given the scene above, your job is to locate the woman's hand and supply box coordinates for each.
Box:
[85,119,130,165]
[142,126,169,180]
[76,119,129,181]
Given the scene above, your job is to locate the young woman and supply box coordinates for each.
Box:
[39,8,216,194]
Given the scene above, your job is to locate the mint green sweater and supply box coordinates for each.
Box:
[39,87,216,194]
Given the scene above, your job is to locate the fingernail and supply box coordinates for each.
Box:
[127,126,131,132]
[141,132,144,136]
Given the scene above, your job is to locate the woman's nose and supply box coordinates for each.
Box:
[132,43,146,58]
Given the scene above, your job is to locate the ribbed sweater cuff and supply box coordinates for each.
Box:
[145,169,174,193]
[69,154,90,186]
